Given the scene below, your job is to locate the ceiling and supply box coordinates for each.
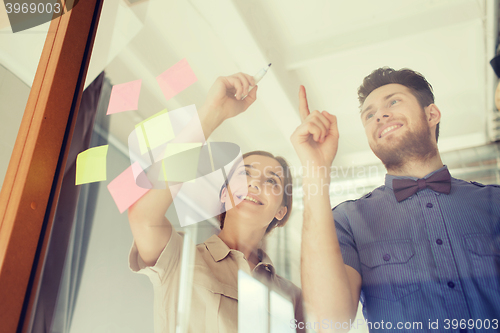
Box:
[82,0,498,172]
[1,0,496,171]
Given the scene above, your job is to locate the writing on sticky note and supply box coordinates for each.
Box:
[106,79,142,115]
[107,162,152,214]
[156,58,197,101]
[76,145,109,185]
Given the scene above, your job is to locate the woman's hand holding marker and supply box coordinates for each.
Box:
[201,73,258,126]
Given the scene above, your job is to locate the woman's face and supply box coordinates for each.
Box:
[221,154,287,228]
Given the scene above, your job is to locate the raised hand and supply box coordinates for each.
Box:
[201,72,258,125]
[290,85,339,170]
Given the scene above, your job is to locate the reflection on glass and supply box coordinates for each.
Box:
[0,20,52,190]
[238,270,268,333]
[176,224,197,333]
[20,1,500,332]
[270,290,295,333]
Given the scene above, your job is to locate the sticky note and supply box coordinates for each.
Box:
[171,143,248,226]
[167,105,204,139]
[156,58,197,101]
[107,162,152,214]
[158,143,203,182]
[158,161,196,183]
[106,79,142,115]
[76,145,108,185]
[135,109,175,155]
[163,143,203,158]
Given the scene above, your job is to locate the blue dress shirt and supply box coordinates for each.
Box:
[333,166,500,332]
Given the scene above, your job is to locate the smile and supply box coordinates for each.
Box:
[379,124,403,138]
[238,195,263,205]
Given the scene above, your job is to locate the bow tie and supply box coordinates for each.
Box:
[392,168,451,202]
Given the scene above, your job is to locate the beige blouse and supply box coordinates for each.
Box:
[129,231,304,333]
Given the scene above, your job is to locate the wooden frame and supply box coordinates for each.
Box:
[0,0,103,331]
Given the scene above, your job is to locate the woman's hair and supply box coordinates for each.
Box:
[218,150,293,235]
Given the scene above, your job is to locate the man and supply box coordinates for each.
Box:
[291,67,500,332]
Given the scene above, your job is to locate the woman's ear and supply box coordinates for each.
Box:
[220,187,228,203]
[274,206,287,221]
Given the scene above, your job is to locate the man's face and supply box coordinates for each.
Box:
[360,84,436,169]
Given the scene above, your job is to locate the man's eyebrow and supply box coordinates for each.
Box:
[243,164,255,169]
[360,92,403,116]
[360,104,373,116]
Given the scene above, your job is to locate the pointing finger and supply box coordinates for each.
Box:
[299,85,310,122]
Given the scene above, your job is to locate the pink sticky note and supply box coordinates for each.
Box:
[106,79,142,115]
[156,58,197,101]
[107,162,152,213]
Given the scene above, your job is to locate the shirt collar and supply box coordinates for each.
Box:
[384,165,449,190]
[255,248,276,276]
[204,234,276,276]
[204,234,231,262]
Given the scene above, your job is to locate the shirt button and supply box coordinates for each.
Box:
[447,281,455,288]
[436,239,443,245]
[383,254,391,261]
[426,202,433,208]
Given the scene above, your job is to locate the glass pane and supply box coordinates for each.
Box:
[238,271,268,333]
[32,1,500,333]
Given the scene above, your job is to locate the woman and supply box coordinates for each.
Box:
[127,73,304,333]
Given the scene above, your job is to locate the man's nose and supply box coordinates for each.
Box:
[376,114,390,122]
[376,109,391,122]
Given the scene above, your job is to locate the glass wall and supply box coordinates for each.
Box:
[29,0,500,332]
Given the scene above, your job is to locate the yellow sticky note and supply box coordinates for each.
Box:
[164,143,203,158]
[159,143,202,182]
[135,109,175,155]
[160,160,193,182]
[76,145,109,185]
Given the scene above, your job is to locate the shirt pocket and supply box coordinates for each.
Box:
[359,239,420,302]
[192,266,238,333]
[464,233,500,292]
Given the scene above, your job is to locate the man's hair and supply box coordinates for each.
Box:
[218,150,293,235]
[358,67,439,143]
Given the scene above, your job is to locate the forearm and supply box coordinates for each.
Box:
[128,185,177,226]
[129,103,222,226]
[301,174,357,329]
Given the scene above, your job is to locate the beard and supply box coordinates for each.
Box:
[371,116,437,171]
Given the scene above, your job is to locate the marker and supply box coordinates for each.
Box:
[242,63,271,99]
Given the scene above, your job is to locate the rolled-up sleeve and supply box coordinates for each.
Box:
[333,204,361,276]
[128,230,184,286]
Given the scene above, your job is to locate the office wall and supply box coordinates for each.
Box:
[0,64,30,190]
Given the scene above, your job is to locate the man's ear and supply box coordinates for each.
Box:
[274,206,287,221]
[425,104,441,127]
